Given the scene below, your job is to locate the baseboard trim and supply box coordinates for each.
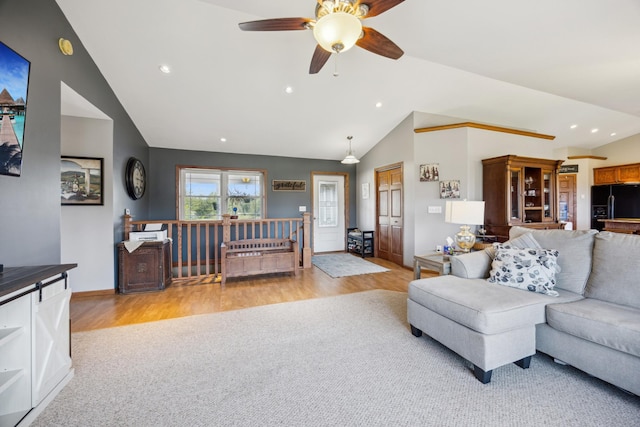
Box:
[71,289,116,299]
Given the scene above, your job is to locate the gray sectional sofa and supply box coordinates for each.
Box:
[407,227,640,395]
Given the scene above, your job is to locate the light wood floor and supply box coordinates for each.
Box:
[70,257,436,332]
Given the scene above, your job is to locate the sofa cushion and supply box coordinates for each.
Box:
[509,226,597,294]
[450,250,492,279]
[408,275,582,335]
[488,246,560,296]
[546,298,640,357]
[584,232,640,309]
[451,232,543,279]
[484,232,542,259]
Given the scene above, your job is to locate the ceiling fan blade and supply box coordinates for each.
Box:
[239,18,311,31]
[363,0,405,18]
[357,27,404,59]
[309,45,332,74]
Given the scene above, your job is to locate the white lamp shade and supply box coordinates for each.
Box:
[445,201,485,225]
[341,154,360,164]
[313,12,362,53]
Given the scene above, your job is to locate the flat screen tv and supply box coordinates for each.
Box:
[0,41,31,177]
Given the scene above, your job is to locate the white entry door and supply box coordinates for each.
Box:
[313,174,346,253]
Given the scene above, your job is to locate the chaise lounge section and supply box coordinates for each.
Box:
[407,227,640,395]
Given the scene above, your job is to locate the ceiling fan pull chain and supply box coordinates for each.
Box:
[333,54,339,77]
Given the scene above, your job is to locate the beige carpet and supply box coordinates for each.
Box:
[32,290,639,426]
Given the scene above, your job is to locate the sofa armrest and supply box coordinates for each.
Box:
[450,250,492,279]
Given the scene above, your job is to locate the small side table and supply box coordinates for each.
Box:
[413,252,451,279]
[117,240,172,293]
[346,228,374,258]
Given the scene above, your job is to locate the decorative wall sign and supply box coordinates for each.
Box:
[559,164,579,173]
[272,179,306,192]
[419,163,439,182]
[61,156,104,205]
[439,180,460,199]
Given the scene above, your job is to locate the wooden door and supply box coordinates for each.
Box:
[376,163,403,266]
[558,174,577,230]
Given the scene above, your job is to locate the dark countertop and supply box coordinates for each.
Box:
[0,264,77,301]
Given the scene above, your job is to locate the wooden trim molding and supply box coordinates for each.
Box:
[414,122,555,140]
[71,289,116,299]
[567,155,607,160]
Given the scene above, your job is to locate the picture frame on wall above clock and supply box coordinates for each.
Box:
[125,157,146,200]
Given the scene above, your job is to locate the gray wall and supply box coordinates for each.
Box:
[148,148,357,225]
[0,0,149,267]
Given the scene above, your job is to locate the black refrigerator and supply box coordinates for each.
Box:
[591,184,640,230]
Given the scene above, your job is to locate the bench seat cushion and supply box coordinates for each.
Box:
[546,298,640,358]
[408,276,583,335]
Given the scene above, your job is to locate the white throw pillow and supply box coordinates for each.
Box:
[487,246,560,296]
[485,232,561,273]
[484,232,541,258]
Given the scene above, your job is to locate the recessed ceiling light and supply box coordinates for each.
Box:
[159,65,171,74]
[285,86,293,94]
[570,124,578,129]
[220,137,227,143]
[591,128,599,133]
[375,102,383,108]
[610,132,617,137]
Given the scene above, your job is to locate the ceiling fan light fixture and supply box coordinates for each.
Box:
[341,136,360,164]
[313,12,362,53]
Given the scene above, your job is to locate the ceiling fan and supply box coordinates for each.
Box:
[239,0,405,74]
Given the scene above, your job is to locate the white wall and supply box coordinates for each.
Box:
[358,112,623,266]
[414,127,561,255]
[592,134,640,165]
[61,116,114,292]
[413,127,470,255]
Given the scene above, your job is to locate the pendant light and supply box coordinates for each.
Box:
[341,135,360,164]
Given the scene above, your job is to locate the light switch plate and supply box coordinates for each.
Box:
[298,206,306,212]
[428,206,442,214]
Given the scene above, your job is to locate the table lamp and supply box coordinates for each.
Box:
[445,200,485,253]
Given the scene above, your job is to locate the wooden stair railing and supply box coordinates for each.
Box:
[123,213,311,280]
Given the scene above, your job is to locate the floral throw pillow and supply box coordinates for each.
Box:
[488,246,560,296]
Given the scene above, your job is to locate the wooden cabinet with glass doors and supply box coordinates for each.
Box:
[482,155,565,240]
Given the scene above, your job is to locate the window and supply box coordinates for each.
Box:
[178,167,265,220]
[318,181,338,227]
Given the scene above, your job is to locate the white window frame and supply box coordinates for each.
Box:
[177,167,266,220]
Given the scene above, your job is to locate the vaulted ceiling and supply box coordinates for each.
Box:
[56,0,640,160]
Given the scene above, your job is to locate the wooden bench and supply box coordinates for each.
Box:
[220,238,298,285]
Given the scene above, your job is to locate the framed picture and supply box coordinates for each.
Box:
[361,182,370,199]
[0,41,31,177]
[440,180,460,199]
[272,179,306,192]
[61,156,104,205]
[419,163,439,182]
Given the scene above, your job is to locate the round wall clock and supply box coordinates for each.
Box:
[125,157,146,200]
